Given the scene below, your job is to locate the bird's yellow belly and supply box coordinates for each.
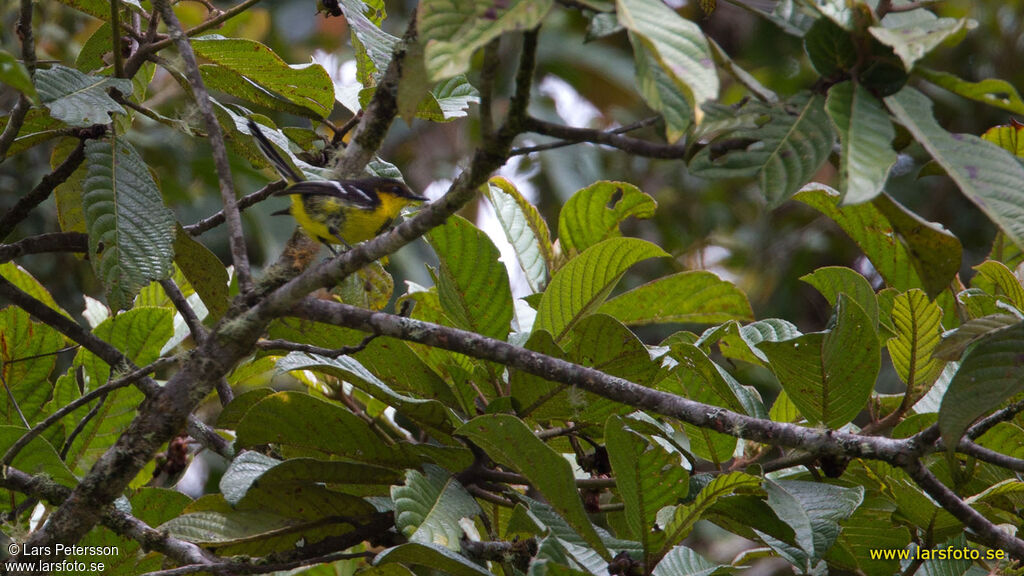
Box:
[289,195,394,245]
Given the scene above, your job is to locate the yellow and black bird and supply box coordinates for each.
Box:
[247,119,427,249]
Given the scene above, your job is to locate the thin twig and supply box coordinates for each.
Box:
[257,333,379,358]
[110,0,125,76]
[510,116,661,156]
[0,367,30,427]
[0,139,87,239]
[152,0,252,292]
[523,116,687,159]
[0,0,36,160]
[183,180,287,236]
[1,357,177,467]
[160,278,205,343]
[59,394,108,459]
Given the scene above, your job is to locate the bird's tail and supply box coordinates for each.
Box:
[247,119,305,184]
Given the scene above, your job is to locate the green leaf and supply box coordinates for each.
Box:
[0,50,37,102]
[275,353,456,437]
[0,427,77,500]
[933,314,1019,361]
[696,318,801,366]
[764,480,863,564]
[77,307,174,385]
[521,314,658,423]
[758,295,881,428]
[652,545,728,576]
[254,457,403,492]
[656,472,761,564]
[34,65,132,127]
[689,93,835,206]
[173,226,229,322]
[0,308,62,426]
[632,39,692,143]
[375,542,492,576]
[605,416,689,559]
[339,0,397,85]
[825,81,897,204]
[982,121,1024,159]
[558,181,657,257]
[600,271,753,326]
[220,451,279,505]
[971,260,1024,313]
[888,289,945,402]
[456,415,610,558]
[0,109,65,157]
[794,185,962,299]
[235,391,418,468]
[0,263,73,320]
[799,266,878,329]
[418,0,554,81]
[917,67,1024,116]
[427,215,514,341]
[885,87,1024,251]
[828,496,910,576]
[938,321,1024,449]
[803,17,857,77]
[484,177,554,293]
[83,137,175,310]
[392,464,481,549]
[416,75,481,122]
[617,0,718,119]
[869,17,971,71]
[200,65,323,119]
[658,341,761,418]
[534,238,668,341]
[191,36,334,118]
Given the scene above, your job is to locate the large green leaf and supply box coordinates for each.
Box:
[696,318,801,366]
[173,227,229,322]
[534,238,668,341]
[0,263,72,320]
[191,36,334,118]
[0,308,62,426]
[235,391,419,468]
[600,271,752,326]
[632,38,693,143]
[938,321,1024,450]
[655,472,761,565]
[275,352,456,437]
[83,137,175,310]
[689,93,835,206]
[484,177,553,293]
[427,215,514,341]
[799,266,878,330]
[558,181,657,257]
[885,87,1024,250]
[34,65,133,127]
[825,81,897,204]
[418,0,553,81]
[887,289,944,402]
[456,415,609,558]
[375,542,491,576]
[763,480,863,567]
[617,0,718,118]
[651,545,728,576]
[869,16,971,71]
[758,295,880,428]
[916,67,1024,116]
[794,185,961,299]
[605,416,689,560]
[827,496,909,576]
[971,260,1024,313]
[392,464,480,549]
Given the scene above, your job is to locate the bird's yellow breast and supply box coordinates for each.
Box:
[288,193,413,246]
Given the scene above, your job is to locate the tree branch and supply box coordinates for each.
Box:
[0,232,89,263]
[151,0,252,292]
[183,181,287,236]
[523,116,687,159]
[0,0,36,160]
[0,139,86,240]
[0,466,214,567]
[903,457,1024,558]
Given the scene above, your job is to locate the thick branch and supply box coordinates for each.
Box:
[151,0,251,292]
[904,458,1024,559]
[0,232,89,263]
[0,467,214,567]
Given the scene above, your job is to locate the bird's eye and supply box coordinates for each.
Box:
[392,185,404,194]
